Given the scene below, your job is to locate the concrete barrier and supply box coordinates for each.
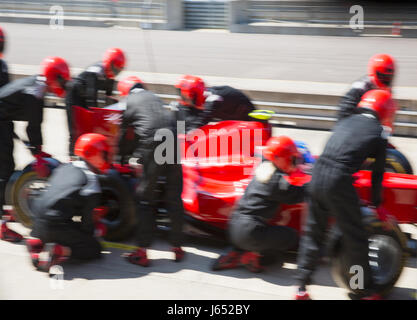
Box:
[8,63,417,137]
[229,0,417,37]
[2,0,417,37]
[0,0,184,29]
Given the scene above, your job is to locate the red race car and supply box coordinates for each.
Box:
[7,102,417,297]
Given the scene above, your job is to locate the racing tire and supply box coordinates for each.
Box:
[362,148,413,174]
[5,158,61,228]
[98,170,137,241]
[385,148,413,174]
[330,208,408,298]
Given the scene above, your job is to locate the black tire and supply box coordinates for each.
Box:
[7,170,49,228]
[361,148,413,174]
[5,158,61,228]
[385,148,413,174]
[98,170,137,241]
[331,208,408,297]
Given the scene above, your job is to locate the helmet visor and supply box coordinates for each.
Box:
[376,70,394,87]
[56,74,68,90]
[111,63,122,78]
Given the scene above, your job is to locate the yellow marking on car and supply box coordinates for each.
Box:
[100,241,140,251]
[248,109,275,120]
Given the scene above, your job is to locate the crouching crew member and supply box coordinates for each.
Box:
[173,75,256,133]
[65,48,126,156]
[212,136,308,273]
[0,57,70,242]
[27,133,110,272]
[294,90,397,300]
[117,76,186,266]
[202,85,256,122]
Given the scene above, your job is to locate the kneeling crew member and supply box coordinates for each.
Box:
[212,136,308,273]
[27,133,110,272]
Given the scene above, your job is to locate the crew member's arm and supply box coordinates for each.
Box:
[77,169,101,235]
[85,72,99,108]
[117,103,134,163]
[26,98,43,153]
[371,135,388,207]
[0,60,9,88]
[198,93,220,125]
[337,85,365,121]
[179,105,205,132]
[79,193,100,236]
[130,103,156,158]
[105,78,115,97]
[273,174,308,204]
[118,101,153,162]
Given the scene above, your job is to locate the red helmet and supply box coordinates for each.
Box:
[74,133,111,173]
[368,54,395,90]
[117,75,145,96]
[103,48,126,79]
[175,75,206,109]
[0,26,5,54]
[263,136,300,173]
[358,89,397,129]
[41,56,71,98]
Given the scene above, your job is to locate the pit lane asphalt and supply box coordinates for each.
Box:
[3,22,417,87]
[0,108,416,300]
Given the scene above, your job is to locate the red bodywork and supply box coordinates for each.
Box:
[72,104,417,234]
[354,171,417,224]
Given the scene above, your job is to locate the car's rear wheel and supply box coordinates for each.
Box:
[5,158,60,228]
[7,170,49,228]
[331,208,408,297]
[362,148,413,174]
[98,170,137,241]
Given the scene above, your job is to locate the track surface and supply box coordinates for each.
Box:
[3,22,417,86]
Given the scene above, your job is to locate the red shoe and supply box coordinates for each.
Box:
[212,251,242,271]
[295,290,311,300]
[2,210,16,222]
[361,293,383,300]
[94,222,107,238]
[172,247,185,262]
[123,248,150,267]
[240,251,264,273]
[25,238,44,254]
[348,292,383,300]
[30,253,40,269]
[0,221,23,243]
[92,206,109,223]
[37,243,68,273]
